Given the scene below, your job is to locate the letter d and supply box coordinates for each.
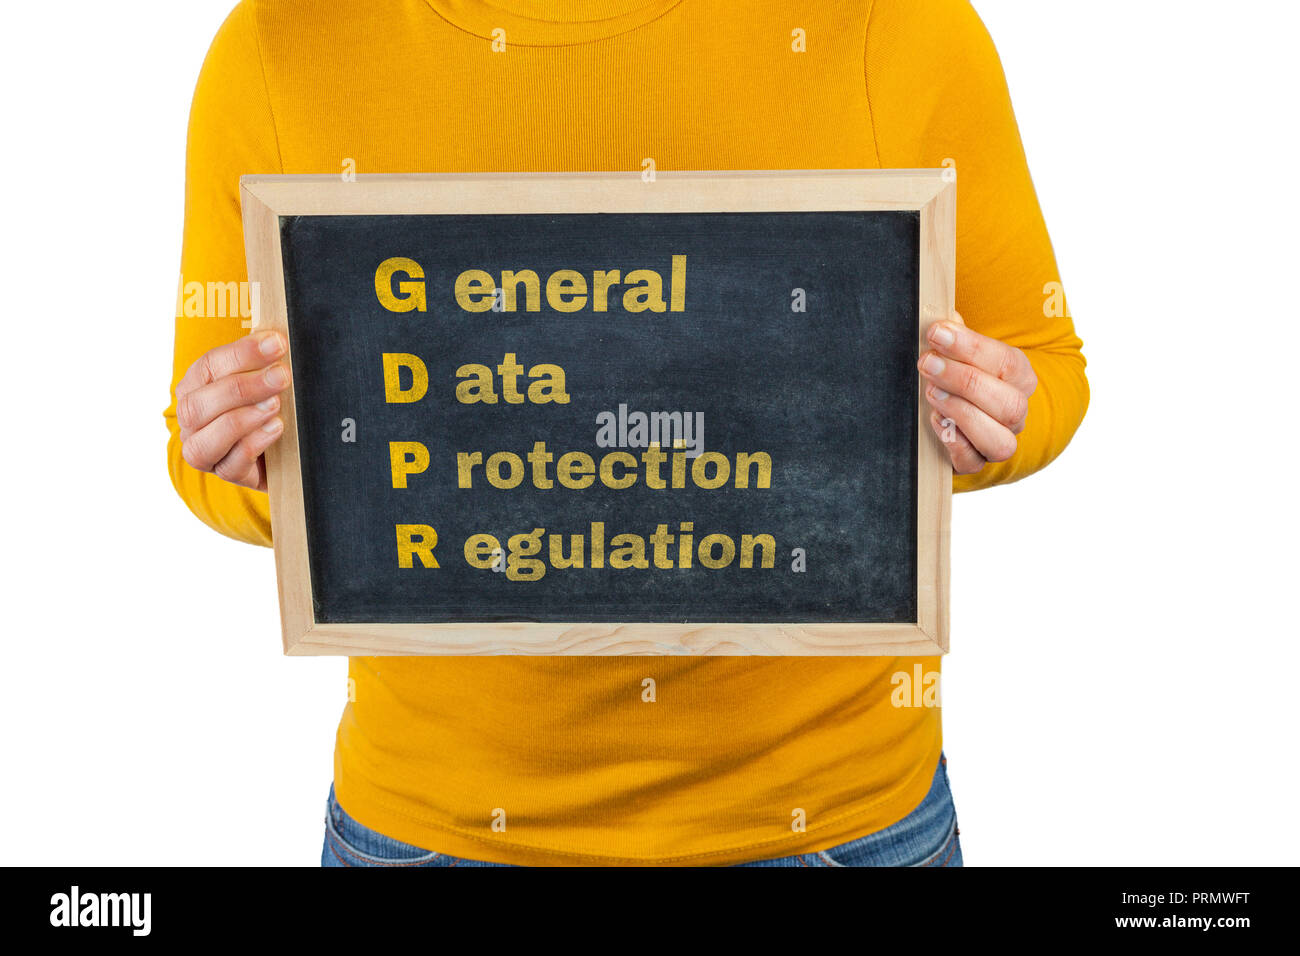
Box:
[382,353,428,403]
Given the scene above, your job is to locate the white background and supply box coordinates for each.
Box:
[0,1,1294,865]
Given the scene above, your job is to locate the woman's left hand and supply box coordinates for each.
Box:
[917,311,1037,475]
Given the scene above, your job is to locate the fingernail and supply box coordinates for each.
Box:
[259,333,284,357]
[265,365,288,388]
[262,417,283,434]
[256,396,279,413]
[930,324,956,347]
[922,354,945,376]
[930,385,950,401]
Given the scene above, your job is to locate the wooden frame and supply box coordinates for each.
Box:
[240,170,954,656]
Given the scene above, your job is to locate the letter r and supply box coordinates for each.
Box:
[396,524,439,568]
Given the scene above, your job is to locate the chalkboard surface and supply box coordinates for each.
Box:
[279,210,920,625]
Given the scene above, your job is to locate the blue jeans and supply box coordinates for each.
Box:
[322,753,961,867]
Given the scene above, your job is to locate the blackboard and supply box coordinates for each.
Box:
[241,171,953,656]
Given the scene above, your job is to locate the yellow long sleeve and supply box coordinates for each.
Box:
[165,1,279,546]
[866,0,1088,491]
[169,0,1086,865]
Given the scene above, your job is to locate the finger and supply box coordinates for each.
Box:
[929,409,985,475]
[918,352,1029,432]
[925,319,1036,395]
[177,362,291,439]
[211,417,284,489]
[926,383,1018,462]
[181,396,280,473]
[177,331,286,399]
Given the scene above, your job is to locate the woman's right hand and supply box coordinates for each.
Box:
[175,330,292,492]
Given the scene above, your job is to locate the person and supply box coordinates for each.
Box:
[167,0,1087,867]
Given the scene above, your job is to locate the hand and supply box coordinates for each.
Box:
[175,331,292,492]
[918,312,1037,475]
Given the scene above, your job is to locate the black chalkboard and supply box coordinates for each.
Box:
[278,210,919,625]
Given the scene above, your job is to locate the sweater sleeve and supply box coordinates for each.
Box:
[164,1,281,546]
[865,0,1089,492]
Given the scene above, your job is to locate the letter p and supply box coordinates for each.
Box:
[390,441,430,488]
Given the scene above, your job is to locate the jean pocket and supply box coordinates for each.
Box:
[323,787,445,867]
[815,754,961,867]
[912,817,961,867]
[816,814,961,868]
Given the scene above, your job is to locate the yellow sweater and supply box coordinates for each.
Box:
[167,0,1087,865]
